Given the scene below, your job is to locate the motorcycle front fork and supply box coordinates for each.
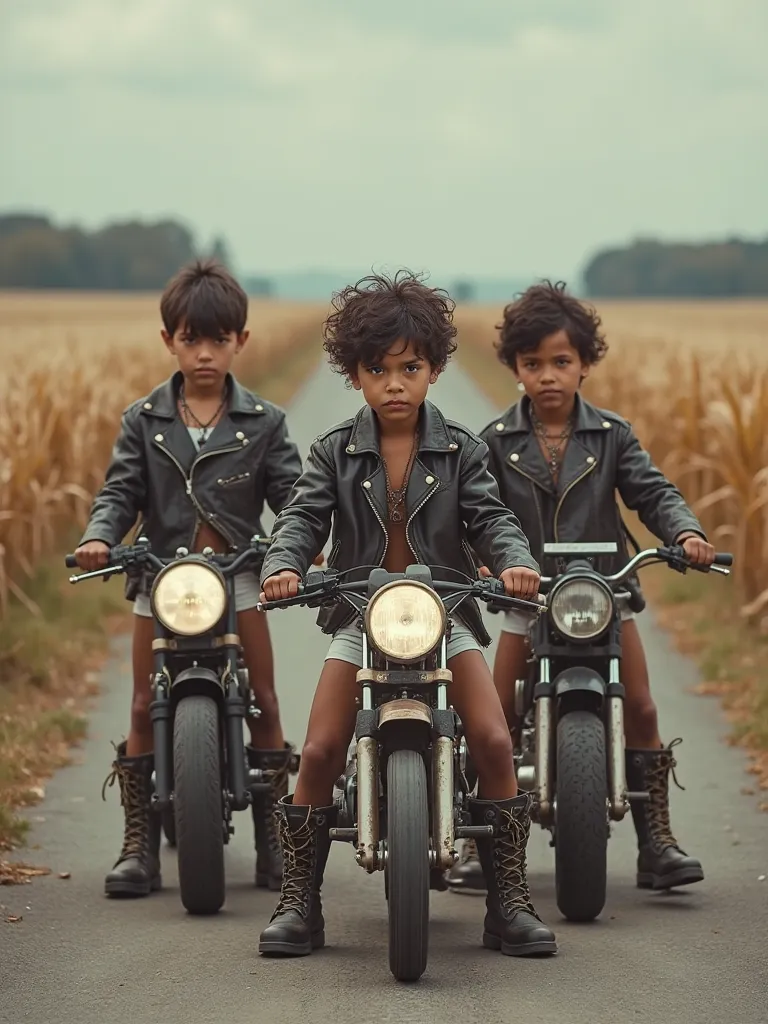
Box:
[526,656,629,826]
[335,636,485,872]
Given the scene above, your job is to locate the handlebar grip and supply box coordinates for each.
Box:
[65,554,78,568]
[714,552,733,567]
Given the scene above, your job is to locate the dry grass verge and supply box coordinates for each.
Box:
[0,293,325,860]
[454,300,768,803]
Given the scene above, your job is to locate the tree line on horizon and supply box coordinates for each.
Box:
[583,236,768,298]
[0,212,766,298]
[0,213,232,291]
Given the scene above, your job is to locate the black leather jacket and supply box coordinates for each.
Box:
[260,400,540,645]
[80,371,302,575]
[479,394,705,581]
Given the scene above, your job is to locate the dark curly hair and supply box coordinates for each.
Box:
[496,280,608,369]
[323,270,458,379]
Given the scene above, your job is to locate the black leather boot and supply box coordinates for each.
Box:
[247,743,296,890]
[445,839,487,894]
[102,742,161,897]
[626,739,704,890]
[258,797,336,957]
[471,794,557,956]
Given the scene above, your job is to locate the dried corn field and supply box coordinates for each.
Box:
[454,301,768,622]
[0,292,326,620]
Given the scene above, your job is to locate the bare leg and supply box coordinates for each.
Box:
[450,650,517,799]
[492,631,529,739]
[238,608,284,750]
[126,615,155,756]
[621,620,662,748]
[293,659,359,807]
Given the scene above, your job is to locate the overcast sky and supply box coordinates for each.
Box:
[2,1,767,281]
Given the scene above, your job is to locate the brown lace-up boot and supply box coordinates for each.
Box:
[471,793,557,956]
[247,743,296,890]
[102,742,161,897]
[626,738,704,890]
[258,797,336,957]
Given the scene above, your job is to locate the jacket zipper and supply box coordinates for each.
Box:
[553,461,597,541]
[154,440,242,550]
[363,487,389,566]
[405,483,438,563]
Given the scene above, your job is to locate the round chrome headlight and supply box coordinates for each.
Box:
[150,561,227,636]
[549,576,614,640]
[365,581,446,663]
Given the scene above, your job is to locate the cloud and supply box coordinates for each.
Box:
[1,1,766,278]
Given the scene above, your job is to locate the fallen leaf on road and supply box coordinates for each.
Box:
[5,914,22,923]
[758,875,766,882]
[58,872,71,880]
[0,861,52,886]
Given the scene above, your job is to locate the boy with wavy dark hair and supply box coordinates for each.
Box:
[257,271,558,960]
[446,280,714,896]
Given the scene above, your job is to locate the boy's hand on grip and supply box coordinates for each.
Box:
[500,565,540,600]
[260,571,301,603]
[678,533,715,567]
[312,552,326,566]
[75,541,110,572]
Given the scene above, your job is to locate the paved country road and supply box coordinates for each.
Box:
[2,363,767,1024]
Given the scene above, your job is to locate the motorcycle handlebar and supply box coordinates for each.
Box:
[65,536,272,582]
[256,576,545,614]
[539,546,734,587]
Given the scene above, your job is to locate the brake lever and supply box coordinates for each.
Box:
[68,564,125,585]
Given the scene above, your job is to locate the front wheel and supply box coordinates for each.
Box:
[173,695,226,915]
[386,748,430,981]
[554,710,609,922]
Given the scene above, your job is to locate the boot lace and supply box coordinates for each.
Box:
[102,760,150,862]
[271,813,316,919]
[260,762,290,863]
[494,809,538,919]
[646,738,684,849]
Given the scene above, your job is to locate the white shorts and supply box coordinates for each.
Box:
[500,605,635,636]
[325,624,481,666]
[132,570,262,617]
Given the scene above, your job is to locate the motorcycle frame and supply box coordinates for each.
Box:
[330,569,477,874]
[517,567,629,829]
[147,561,259,831]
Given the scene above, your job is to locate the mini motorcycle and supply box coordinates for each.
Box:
[510,541,732,923]
[66,534,284,915]
[259,563,541,982]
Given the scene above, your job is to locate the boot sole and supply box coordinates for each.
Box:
[259,932,324,957]
[637,867,704,891]
[105,874,162,898]
[447,883,487,896]
[483,933,557,957]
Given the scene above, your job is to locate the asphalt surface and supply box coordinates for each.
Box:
[2,362,767,1024]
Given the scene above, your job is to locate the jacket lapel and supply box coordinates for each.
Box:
[344,401,453,526]
[492,394,606,497]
